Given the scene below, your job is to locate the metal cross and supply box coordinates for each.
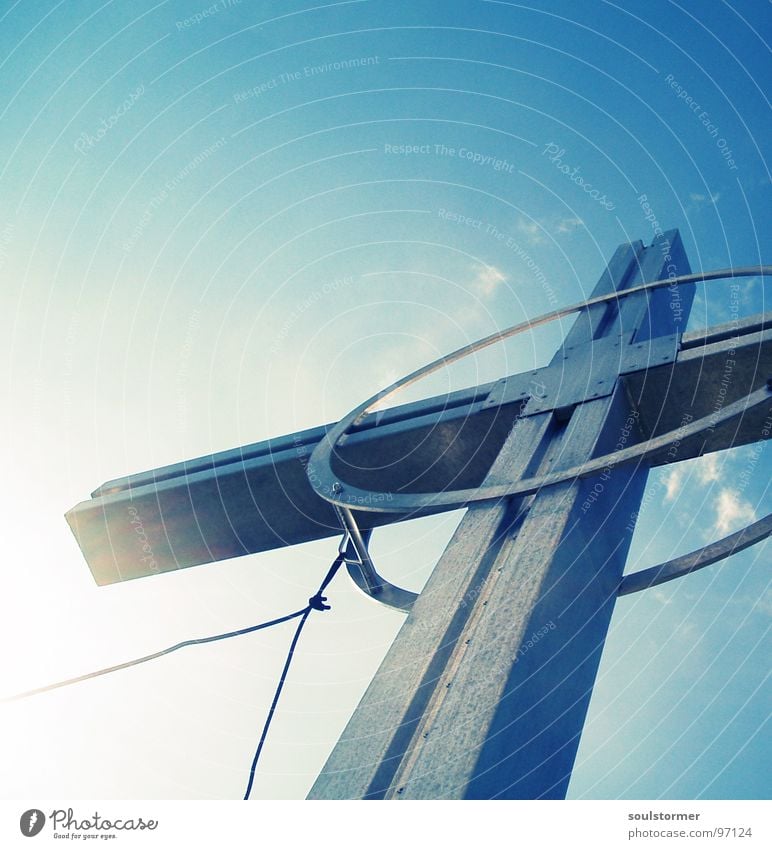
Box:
[66,229,770,799]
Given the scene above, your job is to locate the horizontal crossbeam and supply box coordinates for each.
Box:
[66,312,770,585]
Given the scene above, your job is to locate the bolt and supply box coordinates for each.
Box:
[332,482,343,493]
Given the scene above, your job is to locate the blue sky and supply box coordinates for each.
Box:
[0,0,768,800]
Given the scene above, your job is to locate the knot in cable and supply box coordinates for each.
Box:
[308,593,331,611]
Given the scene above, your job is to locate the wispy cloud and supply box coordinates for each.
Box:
[664,465,686,501]
[753,591,772,617]
[516,218,546,244]
[690,191,721,205]
[663,453,724,503]
[515,215,582,243]
[555,216,583,234]
[696,453,721,484]
[713,488,756,536]
[470,263,507,298]
[675,618,699,641]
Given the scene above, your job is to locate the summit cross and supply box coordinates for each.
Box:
[67,229,771,799]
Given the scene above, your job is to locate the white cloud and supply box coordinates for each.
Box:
[738,277,759,299]
[470,263,507,298]
[754,591,772,617]
[696,452,721,484]
[664,464,686,501]
[690,191,721,204]
[713,488,756,536]
[556,216,583,234]
[675,618,699,641]
[513,215,582,244]
[516,218,546,244]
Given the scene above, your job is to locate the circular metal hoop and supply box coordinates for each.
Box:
[347,513,772,612]
[306,266,770,514]
[619,513,771,596]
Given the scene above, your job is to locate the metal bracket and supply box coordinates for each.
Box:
[335,505,417,612]
[482,331,680,417]
[619,332,680,376]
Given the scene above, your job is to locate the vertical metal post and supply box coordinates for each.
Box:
[309,232,693,799]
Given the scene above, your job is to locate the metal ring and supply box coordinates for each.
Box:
[306,266,770,514]
[618,514,771,596]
